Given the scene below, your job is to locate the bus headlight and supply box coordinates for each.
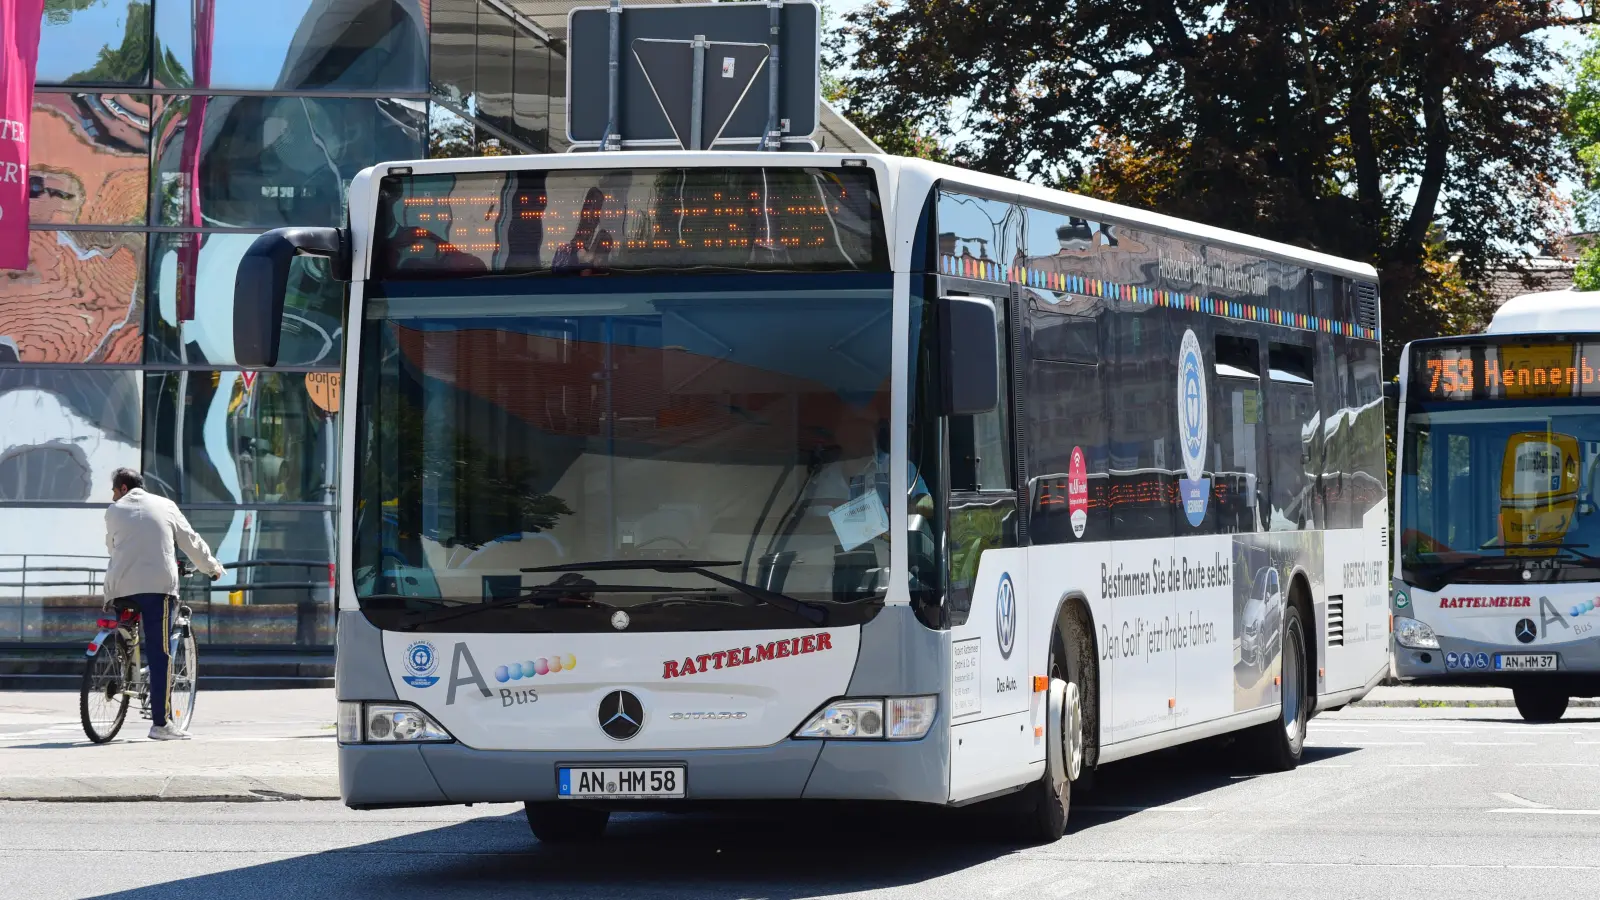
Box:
[337,700,454,744]
[1393,616,1440,650]
[795,696,937,740]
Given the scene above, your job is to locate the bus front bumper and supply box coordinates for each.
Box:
[338,736,949,809]
[1393,635,1600,691]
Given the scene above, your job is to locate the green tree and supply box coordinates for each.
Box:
[1569,27,1600,291]
[46,0,152,85]
[836,1,1590,366]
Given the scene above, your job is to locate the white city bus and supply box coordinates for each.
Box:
[1393,290,1600,721]
[233,152,1390,842]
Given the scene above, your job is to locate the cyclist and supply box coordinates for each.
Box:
[104,468,226,741]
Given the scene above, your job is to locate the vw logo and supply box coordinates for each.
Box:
[598,690,645,741]
[1515,618,1537,644]
[996,573,1017,659]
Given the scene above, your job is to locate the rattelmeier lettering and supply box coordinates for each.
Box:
[1439,596,1532,609]
[662,632,833,679]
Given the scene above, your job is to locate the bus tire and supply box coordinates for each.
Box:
[524,802,609,843]
[1512,687,1569,723]
[1244,603,1307,772]
[1016,622,1090,843]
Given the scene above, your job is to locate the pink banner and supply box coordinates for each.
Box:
[0,0,45,270]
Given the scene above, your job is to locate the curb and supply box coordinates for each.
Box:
[0,775,339,803]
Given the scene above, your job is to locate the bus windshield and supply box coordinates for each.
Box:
[351,273,899,632]
[1400,402,1600,587]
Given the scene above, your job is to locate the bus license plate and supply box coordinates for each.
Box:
[558,766,685,799]
[1495,654,1558,671]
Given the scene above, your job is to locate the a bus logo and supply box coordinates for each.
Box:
[996,574,1017,659]
[1176,329,1211,526]
[402,640,440,688]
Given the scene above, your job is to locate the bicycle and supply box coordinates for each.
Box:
[79,563,202,744]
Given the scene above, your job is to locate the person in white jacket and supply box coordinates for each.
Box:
[104,468,226,740]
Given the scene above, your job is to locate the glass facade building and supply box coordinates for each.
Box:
[2,0,569,650]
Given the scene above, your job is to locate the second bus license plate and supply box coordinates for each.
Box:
[558,766,685,799]
[1495,654,1559,671]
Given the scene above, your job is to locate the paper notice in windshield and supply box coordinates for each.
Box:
[828,491,890,551]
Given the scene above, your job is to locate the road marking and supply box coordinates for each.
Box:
[1493,792,1551,809]
[1386,763,1478,768]
[1515,762,1600,767]
[1342,741,1423,745]
[1300,763,1354,768]
[1489,808,1600,815]
[1452,741,1535,746]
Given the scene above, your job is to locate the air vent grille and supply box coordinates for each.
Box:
[1327,595,1345,647]
[1354,282,1380,331]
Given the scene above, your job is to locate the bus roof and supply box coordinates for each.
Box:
[1487,289,1600,334]
[349,151,1379,283]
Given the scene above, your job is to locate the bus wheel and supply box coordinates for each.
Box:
[1017,628,1087,843]
[1244,603,1307,772]
[1512,687,1569,723]
[524,802,609,843]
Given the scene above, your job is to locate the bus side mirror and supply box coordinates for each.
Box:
[939,295,999,416]
[234,227,351,367]
[1382,381,1399,404]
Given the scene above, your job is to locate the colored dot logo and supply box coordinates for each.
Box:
[1570,599,1597,618]
[495,654,578,683]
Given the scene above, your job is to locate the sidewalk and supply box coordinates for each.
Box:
[3,685,1596,803]
[0,690,338,802]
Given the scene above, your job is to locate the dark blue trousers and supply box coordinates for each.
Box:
[122,593,173,727]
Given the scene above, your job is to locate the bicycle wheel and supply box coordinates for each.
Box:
[81,632,130,743]
[168,627,198,731]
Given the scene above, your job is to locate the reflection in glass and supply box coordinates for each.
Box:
[0,231,144,363]
[429,0,554,154]
[354,276,896,629]
[0,367,141,503]
[143,370,340,506]
[152,94,425,229]
[0,509,119,644]
[29,93,150,225]
[177,507,336,647]
[429,0,477,109]
[37,0,151,86]
[154,0,426,91]
[426,101,479,159]
[145,232,343,366]
[1402,406,1600,586]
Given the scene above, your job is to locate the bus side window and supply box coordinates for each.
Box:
[1267,341,1317,531]
[1214,333,1263,534]
[1110,312,1176,540]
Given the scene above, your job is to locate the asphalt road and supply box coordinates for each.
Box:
[4,706,1599,900]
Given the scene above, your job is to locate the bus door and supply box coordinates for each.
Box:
[945,286,1034,800]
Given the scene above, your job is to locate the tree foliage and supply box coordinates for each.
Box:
[836,1,1590,365]
[1568,27,1600,291]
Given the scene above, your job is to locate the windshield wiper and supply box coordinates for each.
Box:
[360,594,454,608]
[395,572,614,630]
[523,559,828,625]
[1407,553,1517,592]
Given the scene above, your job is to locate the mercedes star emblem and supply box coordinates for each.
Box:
[611,610,630,631]
[1515,618,1537,644]
[598,690,644,741]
